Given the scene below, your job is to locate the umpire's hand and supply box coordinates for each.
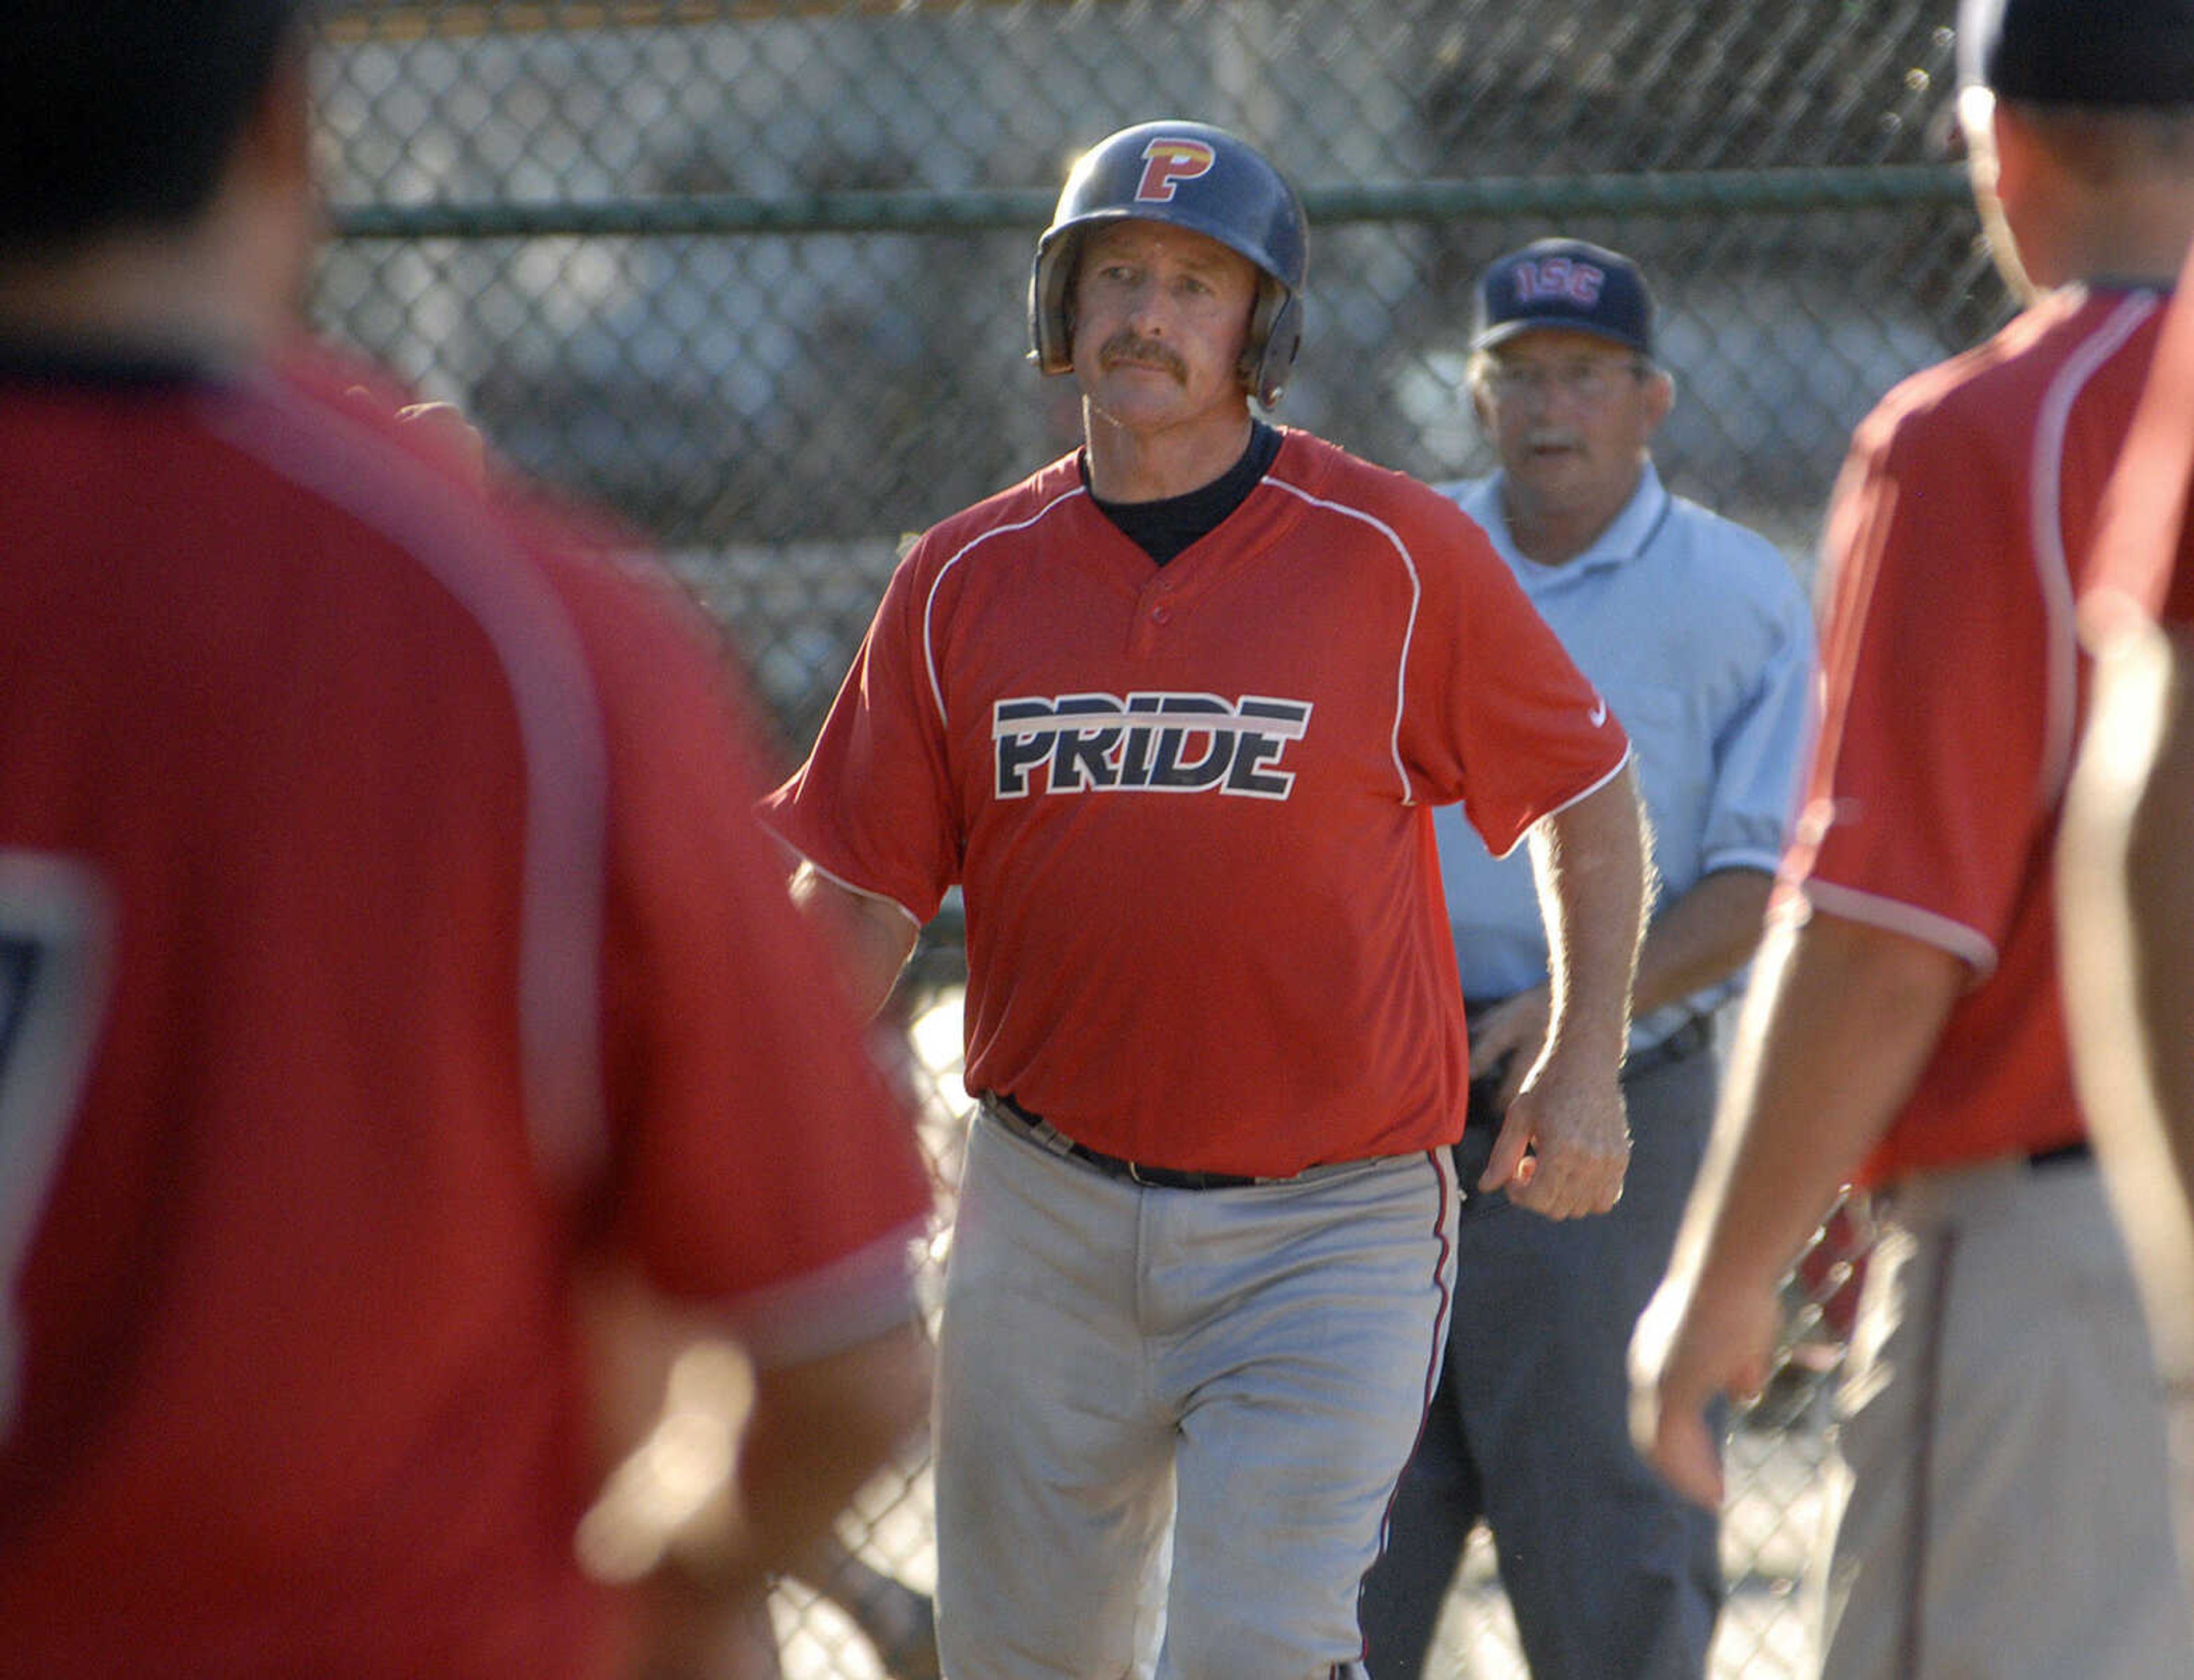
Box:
[1469,985,1550,1113]
[1480,1048,1630,1219]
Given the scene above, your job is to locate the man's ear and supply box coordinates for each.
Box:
[1964,86,2045,302]
[1985,97,2038,210]
[1471,379,1497,438]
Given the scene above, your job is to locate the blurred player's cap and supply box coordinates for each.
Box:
[1958,0,2194,105]
[1473,238,1655,359]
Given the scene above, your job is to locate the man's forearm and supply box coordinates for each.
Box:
[789,862,922,1020]
[2106,632,2194,1202]
[2060,622,2194,1386]
[1631,866,1773,1020]
[575,1277,930,1593]
[1631,908,1962,1507]
[1676,908,1963,1293]
[1532,762,1651,1064]
[728,1322,933,1585]
[1482,764,1649,1217]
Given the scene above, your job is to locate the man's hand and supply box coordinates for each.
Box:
[1468,985,1551,1111]
[1628,1264,1780,1510]
[1482,763,1647,1218]
[1623,909,1962,1511]
[397,399,488,485]
[1480,1047,1628,1218]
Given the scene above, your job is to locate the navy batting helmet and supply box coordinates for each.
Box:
[1028,119,1309,409]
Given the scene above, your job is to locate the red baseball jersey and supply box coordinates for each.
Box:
[1783,286,2171,1185]
[0,341,932,1677]
[763,429,1629,1177]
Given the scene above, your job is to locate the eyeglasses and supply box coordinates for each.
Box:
[1483,357,1649,403]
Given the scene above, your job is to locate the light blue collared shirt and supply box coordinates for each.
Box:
[1435,462,1815,1050]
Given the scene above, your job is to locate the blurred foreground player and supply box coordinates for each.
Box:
[1632,0,2194,1673]
[0,5,931,1675]
[2060,234,2194,1601]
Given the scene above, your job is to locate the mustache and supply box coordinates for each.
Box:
[1098,331,1187,380]
[1523,429,1583,450]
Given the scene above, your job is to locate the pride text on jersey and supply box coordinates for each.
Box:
[992,691,1313,800]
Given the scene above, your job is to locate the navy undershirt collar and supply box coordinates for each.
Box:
[0,331,220,390]
[1086,420,1282,566]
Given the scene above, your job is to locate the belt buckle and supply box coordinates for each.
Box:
[1126,1160,1155,1188]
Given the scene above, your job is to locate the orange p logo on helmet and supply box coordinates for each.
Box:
[1134,137,1218,203]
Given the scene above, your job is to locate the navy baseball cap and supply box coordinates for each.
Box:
[1958,0,2194,105]
[1473,238,1655,359]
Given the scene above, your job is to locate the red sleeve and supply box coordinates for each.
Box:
[555,550,932,1364]
[1400,495,1629,857]
[1787,402,2046,968]
[758,539,960,923]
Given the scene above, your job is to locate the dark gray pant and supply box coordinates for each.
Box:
[1358,1037,1724,1680]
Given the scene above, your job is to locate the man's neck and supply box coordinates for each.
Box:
[1500,464,1646,568]
[1082,403,1255,503]
[2021,183,2194,299]
[0,216,286,370]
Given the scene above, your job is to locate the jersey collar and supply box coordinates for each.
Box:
[0,331,225,390]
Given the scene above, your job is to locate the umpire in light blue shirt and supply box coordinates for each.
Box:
[1360,238,1815,1680]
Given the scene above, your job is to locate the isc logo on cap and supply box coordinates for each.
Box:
[1512,256,1606,307]
[1135,138,1218,202]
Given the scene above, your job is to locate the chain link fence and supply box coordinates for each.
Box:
[310,3,2006,1673]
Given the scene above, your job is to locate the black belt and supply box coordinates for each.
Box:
[1623,1012,1715,1081]
[983,1093,1267,1191]
[2025,1140,2093,1171]
[1461,1009,1714,1134]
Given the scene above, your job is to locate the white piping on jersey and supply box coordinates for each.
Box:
[1803,294,2160,976]
[791,855,925,932]
[1796,879,1999,978]
[202,378,611,1196]
[1261,474,1419,802]
[1498,744,1636,861]
[2029,290,2158,811]
[923,482,1091,729]
[928,468,1467,809]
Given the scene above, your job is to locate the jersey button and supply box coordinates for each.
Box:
[1150,605,1172,624]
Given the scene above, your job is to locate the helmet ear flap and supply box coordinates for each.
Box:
[1242,275,1302,408]
[1027,228,1079,375]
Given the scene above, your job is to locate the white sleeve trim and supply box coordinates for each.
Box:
[1486,743,1633,859]
[716,1217,930,1370]
[1697,845,1784,878]
[758,832,925,932]
[1550,741,1633,814]
[1795,879,1998,978]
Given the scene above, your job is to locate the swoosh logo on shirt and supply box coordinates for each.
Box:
[1588,696,1608,727]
